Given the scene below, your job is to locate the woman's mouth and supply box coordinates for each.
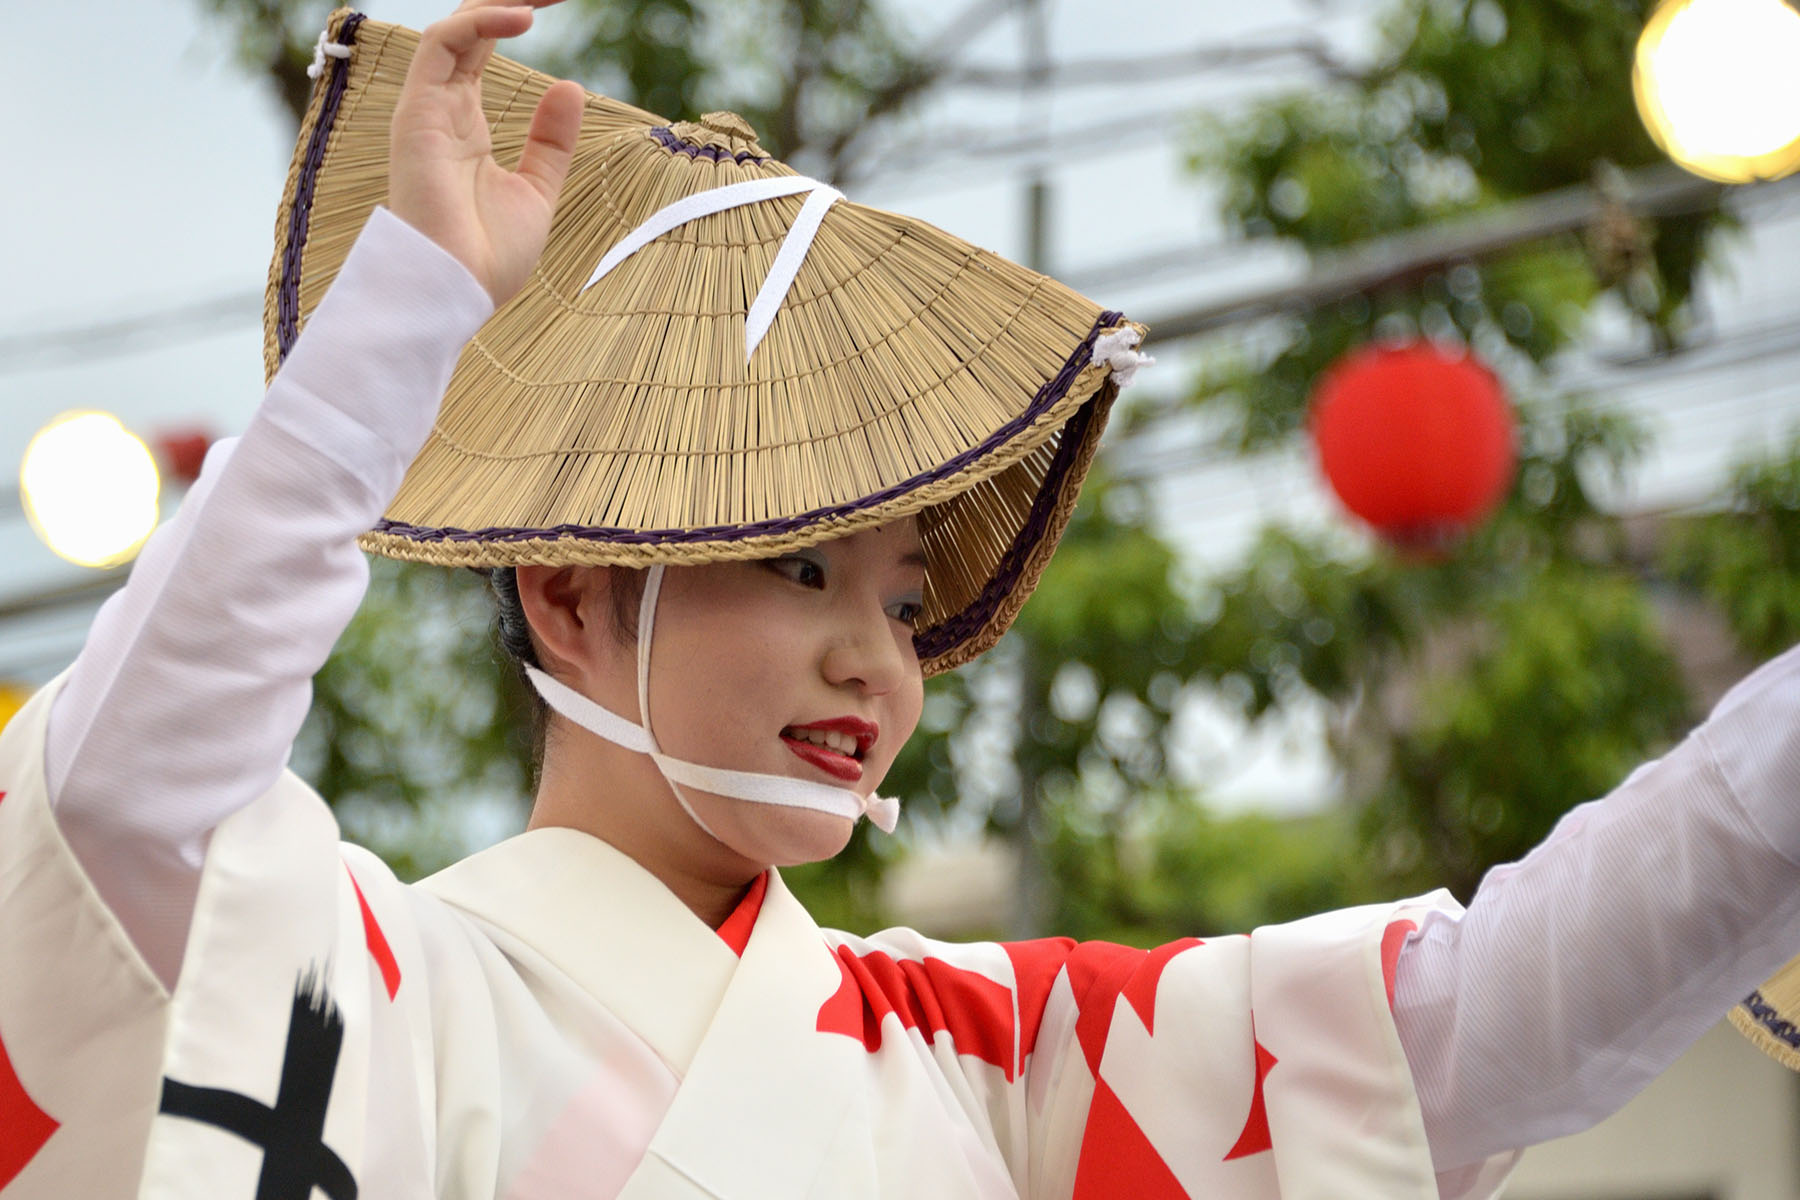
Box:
[780,718,877,783]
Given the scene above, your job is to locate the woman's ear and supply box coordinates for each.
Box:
[515,565,616,678]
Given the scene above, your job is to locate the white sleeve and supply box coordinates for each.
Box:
[44,208,493,987]
[1393,642,1800,1172]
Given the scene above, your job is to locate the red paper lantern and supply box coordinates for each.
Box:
[152,428,214,487]
[1308,341,1515,549]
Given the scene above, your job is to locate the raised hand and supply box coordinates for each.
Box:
[388,0,585,306]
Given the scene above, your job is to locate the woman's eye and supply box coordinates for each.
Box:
[768,555,826,588]
[888,600,924,628]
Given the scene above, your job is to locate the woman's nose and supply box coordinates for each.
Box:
[821,606,910,696]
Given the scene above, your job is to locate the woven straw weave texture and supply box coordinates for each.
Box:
[268,10,1142,674]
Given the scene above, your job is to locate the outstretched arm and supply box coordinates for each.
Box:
[1394,643,1800,1170]
[45,0,582,988]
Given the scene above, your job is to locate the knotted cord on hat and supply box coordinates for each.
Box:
[1092,327,1155,387]
[307,28,351,80]
[581,176,844,362]
[524,564,901,839]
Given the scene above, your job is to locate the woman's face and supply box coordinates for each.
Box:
[576,519,928,868]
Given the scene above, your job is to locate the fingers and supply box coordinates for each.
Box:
[514,81,586,206]
[410,5,534,89]
[454,0,565,10]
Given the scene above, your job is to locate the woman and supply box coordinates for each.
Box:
[4,2,1800,1197]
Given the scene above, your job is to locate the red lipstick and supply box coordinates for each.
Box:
[780,717,878,784]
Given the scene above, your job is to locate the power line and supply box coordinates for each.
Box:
[1108,322,1800,489]
[1134,163,1786,343]
[0,290,260,377]
[1572,315,1800,391]
[938,33,1359,91]
[840,99,1190,191]
[7,161,1782,377]
[0,569,128,625]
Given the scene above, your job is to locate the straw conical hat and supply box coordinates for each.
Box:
[269,9,1144,675]
[1731,958,1800,1071]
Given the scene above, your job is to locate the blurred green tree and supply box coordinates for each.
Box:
[1665,436,1800,659]
[196,0,945,174]
[289,560,535,880]
[1163,0,1721,905]
[1044,794,1378,947]
[886,0,1738,936]
[211,0,1765,942]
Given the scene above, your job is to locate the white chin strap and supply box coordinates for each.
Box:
[524,565,900,836]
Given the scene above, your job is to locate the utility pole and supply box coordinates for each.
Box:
[1012,0,1054,939]
[1021,0,1051,278]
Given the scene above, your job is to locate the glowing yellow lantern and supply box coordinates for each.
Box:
[1634,0,1800,183]
[21,412,162,568]
[0,682,29,733]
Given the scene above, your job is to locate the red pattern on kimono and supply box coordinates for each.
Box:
[821,932,1275,1188]
[715,870,769,956]
[818,946,1019,1076]
[808,918,1478,1198]
[1222,1036,1278,1162]
[346,866,401,1001]
[0,1022,59,1190]
[0,790,31,1188]
[0,680,1509,1199]
[1382,919,1417,1007]
[0,786,59,1186]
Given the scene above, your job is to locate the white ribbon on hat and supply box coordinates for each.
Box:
[581,175,844,363]
[524,563,901,836]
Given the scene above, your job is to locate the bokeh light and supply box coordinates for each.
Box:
[0,682,29,732]
[21,412,161,568]
[1634,0,1800,182]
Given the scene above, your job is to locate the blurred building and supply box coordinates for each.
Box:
[1506,1023,1800,1200]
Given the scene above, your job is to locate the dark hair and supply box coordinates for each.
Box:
[484,563,647,730]
[480,567,548,772]
[485,565,647,667]
[485,566,646,772]
[487,566,542,671]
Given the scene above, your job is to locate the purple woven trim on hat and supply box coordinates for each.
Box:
[375,310,1123,659]
[650,125,770,164]
[374,309,1123,545]
[1741,990,1800,1049]
[911,392,1100,659]
[277,11,367,364]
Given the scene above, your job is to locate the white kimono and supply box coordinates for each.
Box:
[12,209,1800,1200]
[0,677,1513,1199]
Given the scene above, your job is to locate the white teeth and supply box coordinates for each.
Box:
[789,727,859,757]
